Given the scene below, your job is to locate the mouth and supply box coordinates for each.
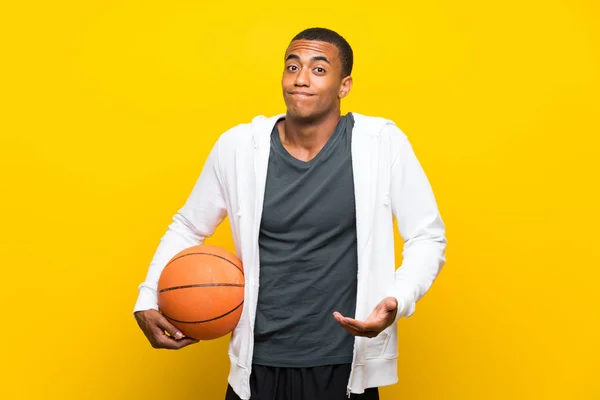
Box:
[289,92,315,97]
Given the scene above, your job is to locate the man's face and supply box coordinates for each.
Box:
[282,40,352,121]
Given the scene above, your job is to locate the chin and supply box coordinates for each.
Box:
[286,105,323,123]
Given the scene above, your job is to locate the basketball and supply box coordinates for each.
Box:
[157,244,244,340]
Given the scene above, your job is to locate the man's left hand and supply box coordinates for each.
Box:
[333,297,398,338]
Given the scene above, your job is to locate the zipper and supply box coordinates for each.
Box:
[345,117,385,399]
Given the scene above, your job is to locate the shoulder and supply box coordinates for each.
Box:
[215,120,253,150]
[351,112,408,144]
[216,114,283,151]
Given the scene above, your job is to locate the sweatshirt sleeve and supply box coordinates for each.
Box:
[133,138,228,314]
[388,124,447,321]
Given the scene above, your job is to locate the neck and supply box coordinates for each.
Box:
[280,109,342,152]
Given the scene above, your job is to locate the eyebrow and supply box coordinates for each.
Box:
[285,54,331,65]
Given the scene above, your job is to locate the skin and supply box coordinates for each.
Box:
[134,309,198,349]
[135,39,397,349]
[333,297,398,338]
[280,39,398,337]
[278,39,353,162]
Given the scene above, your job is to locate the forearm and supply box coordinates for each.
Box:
[392,218,447,320]
[133,138,228,314]
[388,124,447,321]
[133,212,209,313]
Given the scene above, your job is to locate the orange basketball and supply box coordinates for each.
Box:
[157,244,244,340]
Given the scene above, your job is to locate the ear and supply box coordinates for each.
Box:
[339,75,353,99]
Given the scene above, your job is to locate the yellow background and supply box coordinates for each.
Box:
[1,0,599,399]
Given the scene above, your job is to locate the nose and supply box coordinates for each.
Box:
[294,67,310,87]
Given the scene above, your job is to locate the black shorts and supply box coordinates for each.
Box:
[225,364,379,400]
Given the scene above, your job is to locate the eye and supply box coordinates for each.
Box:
[314,67,326,74]
[287,65,298,71]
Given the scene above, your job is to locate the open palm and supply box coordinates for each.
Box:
[333,297,398,338]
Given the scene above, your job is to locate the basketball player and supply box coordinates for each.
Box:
[134,28,447,400]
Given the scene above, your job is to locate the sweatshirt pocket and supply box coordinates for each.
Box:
[365,331,391,359]
[228,315,247,365]
[383,193,390,208]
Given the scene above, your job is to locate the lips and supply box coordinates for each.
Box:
[289,92,315,96]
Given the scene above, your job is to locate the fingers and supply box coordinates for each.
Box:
[342,324,379,338]
[155,315,184,340]
[152,316,199,349]
[333,312,380,338]
[174,337,200,348]
[135,309,199,350]
[154,334,199,350]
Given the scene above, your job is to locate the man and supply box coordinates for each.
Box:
[134,27,447,400]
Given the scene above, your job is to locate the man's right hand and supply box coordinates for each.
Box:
[134,309,199,350]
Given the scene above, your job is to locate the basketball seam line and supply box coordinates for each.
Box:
[158,283,244,293]
[161,300,244,324]
[166,252,244,276]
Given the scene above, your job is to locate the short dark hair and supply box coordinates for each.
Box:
[291,27,353,78]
